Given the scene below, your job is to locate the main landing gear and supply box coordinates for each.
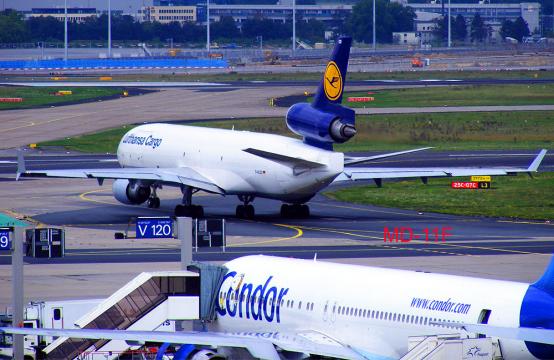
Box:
[236,195,255,219]
[174,185,204,218]
[147,185,161,209]
[280,203,310,218]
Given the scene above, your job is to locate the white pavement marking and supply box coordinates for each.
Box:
[448,154,541,157]
[0,81,226,88]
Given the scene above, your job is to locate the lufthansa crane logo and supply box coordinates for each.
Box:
[324,61,342,101]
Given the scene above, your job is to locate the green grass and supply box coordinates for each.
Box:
[336,111,554,152]
[336,84,554,108]
[39,111,554,153]
[326,172,554,221]
[0,87,123,110]
[42,125,132,153]
[4,69,554,83]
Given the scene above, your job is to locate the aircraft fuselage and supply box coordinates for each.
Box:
[117,123,344,202]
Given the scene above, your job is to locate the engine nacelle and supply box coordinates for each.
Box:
[286,102,356,147]
[189,349,226,360]
[112,179,151,205]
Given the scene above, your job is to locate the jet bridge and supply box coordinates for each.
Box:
[43,264,227,360]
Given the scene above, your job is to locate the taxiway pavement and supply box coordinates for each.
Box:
[0,151,552,308]
[0,150,551,264]
[2,80,554,149]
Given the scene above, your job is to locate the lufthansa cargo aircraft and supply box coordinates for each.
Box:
[3,254,554,359]
[17,37,547,218]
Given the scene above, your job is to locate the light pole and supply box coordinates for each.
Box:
[448,0,452,48]
[206,0,210,52]
[108,0,112,58]
[372,0,376,50]
[64,0,68,61]
[39,41,44,60]
[256,35,263,52]
[292,0,296,55]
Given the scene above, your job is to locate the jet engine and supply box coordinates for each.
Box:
[286,102,356,146]
[112,179,151,205]
[188,349,226,360]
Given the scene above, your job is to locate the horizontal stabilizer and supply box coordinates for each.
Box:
[243,148,326,168]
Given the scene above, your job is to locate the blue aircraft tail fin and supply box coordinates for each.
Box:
[312,37,352,110]
[285,37,355,149]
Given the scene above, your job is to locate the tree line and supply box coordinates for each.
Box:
[0,3,532,46]
[0,0,413,45]
[434,13,531,43]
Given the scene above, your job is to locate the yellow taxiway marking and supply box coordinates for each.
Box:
[78,189,305,246]
[425,241,549,256]
[230,223,304,247]
[0,113,84,134]
[1,208,47,228]
[312,200,417,217]
[77,189,547,256]
[79,188,114,206]
[284,223,465,257]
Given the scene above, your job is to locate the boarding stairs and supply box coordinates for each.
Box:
[43,264,227,360]
[400,333,503,360]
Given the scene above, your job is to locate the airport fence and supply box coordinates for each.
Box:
[0,58,228,71]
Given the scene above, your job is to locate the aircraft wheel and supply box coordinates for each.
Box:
[175,205,186,217]
[236,205,245,218]
[300,204,310,218]
[175,205,203,218]
[245,204,255,219]
[148,197,160,209]
[280,204,290,218]
[193,205,204,219]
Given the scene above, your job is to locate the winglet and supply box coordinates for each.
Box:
[527,149,547,172]
[16,149,26,181]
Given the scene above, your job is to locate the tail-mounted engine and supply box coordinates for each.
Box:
[285,37,356,150]
[286,102,356,149]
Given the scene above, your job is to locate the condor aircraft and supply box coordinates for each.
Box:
[4,254,554,359]
[17,37,547,218]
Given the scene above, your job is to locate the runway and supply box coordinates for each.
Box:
[4,78,554,88]
[0,150,552,264]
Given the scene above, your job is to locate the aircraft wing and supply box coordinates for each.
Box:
[335,149,547,184]
[0,327,370,360]
[436,321,554,346]
[344,147,433,166]
[17,164,225,195]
